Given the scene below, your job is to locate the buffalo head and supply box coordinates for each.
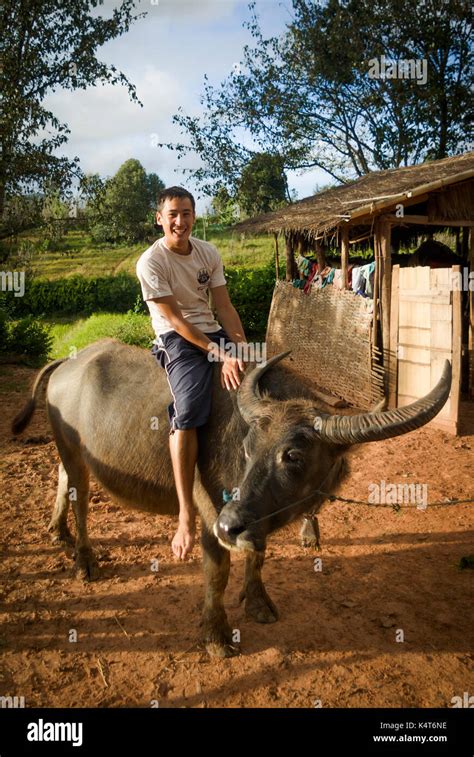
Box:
[214,353,452,553]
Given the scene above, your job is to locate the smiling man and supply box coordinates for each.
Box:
[136,186,247,560]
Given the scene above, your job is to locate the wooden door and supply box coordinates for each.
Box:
[389,265,461,434]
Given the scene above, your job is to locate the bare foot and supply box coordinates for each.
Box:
[171,518,196,560]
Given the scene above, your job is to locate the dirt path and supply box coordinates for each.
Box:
[0,365,473,708]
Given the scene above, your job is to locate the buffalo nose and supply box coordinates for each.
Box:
[215,510,247,545]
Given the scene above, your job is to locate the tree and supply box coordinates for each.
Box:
[1,0,145,229]
[41,189,70,244]
[237,153,289,216]
[79,173,107,225]
[101,159,158,243]
[146,173,166,213]
[163,0,473,192]
[210,187,239,225]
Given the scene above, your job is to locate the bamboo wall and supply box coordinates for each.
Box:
[265,281,384,409]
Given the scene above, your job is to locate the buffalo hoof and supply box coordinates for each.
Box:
[201,615,240,659]
[206,640,240,659]
[48,521,75,548]
[74,548,100,582]
[239,585,279,624]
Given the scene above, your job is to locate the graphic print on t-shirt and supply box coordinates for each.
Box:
[197,268,211,289]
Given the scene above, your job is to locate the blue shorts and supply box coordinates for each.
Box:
[151,328,233,431]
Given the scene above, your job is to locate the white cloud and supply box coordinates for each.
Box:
[42,66,178,144]
[95,0,242,23]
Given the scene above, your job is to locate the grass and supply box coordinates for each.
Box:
[43,312,148,359]
[6,228,275,280]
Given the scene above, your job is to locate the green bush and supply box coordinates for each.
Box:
[89,223,114,244]
[111,309,154,348]
[2,264,277,343]
[225,261,276,340]
[0,310,52,365]
[0,306,9,347]
[6,272,141,317]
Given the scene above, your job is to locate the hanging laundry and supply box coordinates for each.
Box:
[296,253,315,278]
[347,264,354,288]
[333,269,344,289]
[321,267,335,288]
[303,262,320,293]
[354,261,376,297]
[351,266,363,293]
[292,278,306,289]
[360,261,375,297]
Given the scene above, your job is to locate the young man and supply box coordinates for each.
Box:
[136,186,247,561]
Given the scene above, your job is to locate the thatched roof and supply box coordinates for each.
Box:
[234,151,474,239]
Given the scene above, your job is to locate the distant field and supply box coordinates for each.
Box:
[10,228,275,280]
[43,312,153,359]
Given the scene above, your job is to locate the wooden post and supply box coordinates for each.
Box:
[285,234,296,281]
[388,265,399,409]
[372,223,380,352]
[379,218,392,391]
[340,224,349,289]
[451,265,461,434]
[297,236,305,279]
[469,229,474,399]
[315,239,326,271]
[273,233,280,280]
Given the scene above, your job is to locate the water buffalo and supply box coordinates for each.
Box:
[12,338,451,658]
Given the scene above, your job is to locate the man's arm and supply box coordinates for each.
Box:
[148,294,244,390]
[209,284,247,346]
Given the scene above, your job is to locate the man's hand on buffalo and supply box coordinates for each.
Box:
[220,353,245,391]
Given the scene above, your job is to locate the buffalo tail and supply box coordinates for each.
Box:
[11,359,66,434]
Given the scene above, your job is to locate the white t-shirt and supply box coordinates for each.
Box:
[136,235,227,341]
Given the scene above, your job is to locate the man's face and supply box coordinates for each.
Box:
[156,197,195,244]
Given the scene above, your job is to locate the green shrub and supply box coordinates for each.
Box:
[89,223,114,244]
[0,307,9,347]
[0,312,52,365]
[6,272,141,317]
[225,261,276,340]
[111,310,154,348]
[2,263,278,343]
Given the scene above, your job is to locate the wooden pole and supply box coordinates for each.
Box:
[388,265,399,409]
[451,265,461,434]
[315,239,326,271]
[273,233,280,280]
[469,229,474,399]
[340,224,349,289]
[372,221,381,352]
[285,234,296,281]
[380,218,392,393]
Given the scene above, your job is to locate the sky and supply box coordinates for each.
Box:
[41,0,328,213]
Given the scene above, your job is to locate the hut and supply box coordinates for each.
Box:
[234,151,474,434]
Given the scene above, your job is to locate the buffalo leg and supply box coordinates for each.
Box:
[200,526,239,658]
[57,447,99,582]
[239,551,278,623]
[48,462,74,546]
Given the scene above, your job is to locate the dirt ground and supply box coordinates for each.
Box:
[0,363,473,709]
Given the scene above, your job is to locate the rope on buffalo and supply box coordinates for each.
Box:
[247,487,474,528]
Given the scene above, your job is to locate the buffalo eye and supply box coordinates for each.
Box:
[283,449,304,466]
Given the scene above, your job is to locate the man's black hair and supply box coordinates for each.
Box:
[157,186,196,214]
